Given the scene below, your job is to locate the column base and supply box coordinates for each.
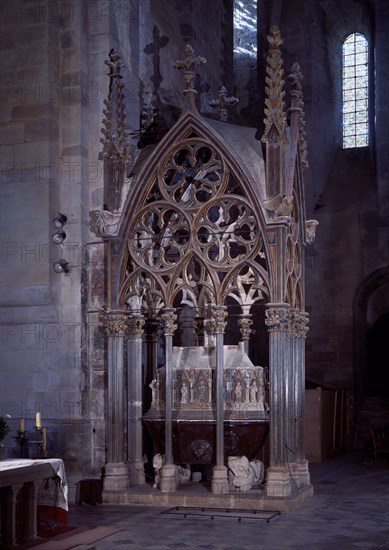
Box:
[128,459,146,485]
[211,465,229,495]
[265,466,293,497]
[290,459,311,487]
[102,462,129,501]
[160,464,177,493]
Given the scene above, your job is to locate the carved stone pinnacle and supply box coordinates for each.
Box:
[209,86,239,122]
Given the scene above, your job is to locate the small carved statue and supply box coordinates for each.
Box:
[250,380,258,403]
[152,453,164,489]
[149,379,158,405]
[180,383,188,404]
[198,380,206,402]
[234,381,243,403]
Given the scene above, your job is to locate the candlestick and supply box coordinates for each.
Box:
[19,418,25,433]
[35,412,41,429]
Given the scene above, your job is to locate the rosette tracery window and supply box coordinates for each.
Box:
[123,138,269,311]
[159,139,227,208]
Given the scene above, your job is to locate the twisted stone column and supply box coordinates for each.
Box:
[264,304,293,497]
[102,310,129,497]
[159,308,177,493]
[211,305,229,494]
[127,315,146,485]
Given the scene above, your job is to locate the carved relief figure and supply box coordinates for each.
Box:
[198,380,206,402]
[180,383,188,404]
[250,379,258,403]
[149,379,158,405]
[234,380,243,403]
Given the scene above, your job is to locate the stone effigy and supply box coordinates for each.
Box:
[228,455,265,492]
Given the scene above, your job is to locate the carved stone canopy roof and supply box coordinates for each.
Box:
[204,118,266,201]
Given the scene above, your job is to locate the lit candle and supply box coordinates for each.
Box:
[35,412,41,429]
[41,427,47,452]
[19,418,25,433]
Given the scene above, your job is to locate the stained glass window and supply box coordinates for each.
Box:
[233,0,257,58]
[343,33,369,148]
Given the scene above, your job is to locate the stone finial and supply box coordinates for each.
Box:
[99,49,130,164]
[288,63,309,170]
[209,86,239,122]
[105,48,122,78]
[261,26,287,145]
[173,44,206,98]
[267,25,283,50]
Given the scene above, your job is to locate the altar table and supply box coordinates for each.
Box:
[0,458,68,547]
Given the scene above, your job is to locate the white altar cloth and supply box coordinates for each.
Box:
[0,458,68,521]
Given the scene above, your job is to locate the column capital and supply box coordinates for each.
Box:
[291,310,309,338]
[238,315,253,340]
[128,315,145,337]
[102,309,130,336]
[212,305,227,334]
[160,308,177,335]
[265,304,291,332]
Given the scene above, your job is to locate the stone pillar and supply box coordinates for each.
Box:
[290,310,311,487]
[159,308,177,493]
[102,311,129,498]
[127,315,146,485]
[264,304,293,497]
[22,481,39,542]
[238,314,253,355]
[2,483,23,546]
[211,306,229,494]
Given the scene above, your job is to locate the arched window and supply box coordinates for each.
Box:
[233,0,257,58]
[342,33,369,149]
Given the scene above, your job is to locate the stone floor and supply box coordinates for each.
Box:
[65,452,389,550]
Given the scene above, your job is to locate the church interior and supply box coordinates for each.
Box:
[0,0,388,546]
